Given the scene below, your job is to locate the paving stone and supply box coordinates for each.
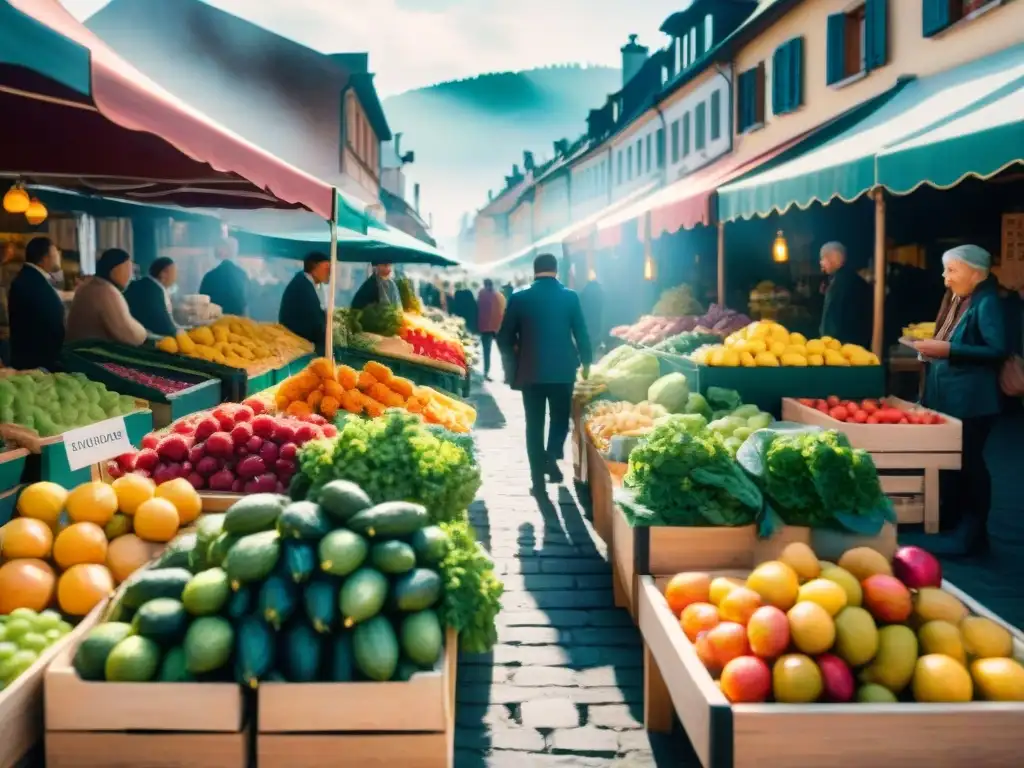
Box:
[587,705,644,730]
[575,666,643,689]
[498,575,577,591]
[497,610,591,628]
[465,685,642,705]
[499,626,567,645]
[550,727,620,754]
[572,628,642,647]
[501,590,614,611]
[490,727,547,752]
[456,705,516,728]
[540,559,614,574]
[484,753,615,768]
[519,698,580,728]
[459,665,511,683]
[617,729,655,754]
[511,666,577,686]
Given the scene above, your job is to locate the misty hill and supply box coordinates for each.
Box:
[383,65,620,239]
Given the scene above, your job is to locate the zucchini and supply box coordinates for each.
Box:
[235,615,275,688]
[259,575,298,630]
[277,501,331,541]
[282,540,317,584]
[303,576,339,634]
[223,493,288,535]
[347,501,429,539]
[329,632,355,682]
[392,569,443,612]
[282,621,323,682]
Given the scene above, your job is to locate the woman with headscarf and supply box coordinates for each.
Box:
[912,245,1007,555]
[66,249,149,347]
[124,257,179,337]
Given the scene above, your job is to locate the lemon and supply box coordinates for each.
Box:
[721,349,740,367]
[808,354,825,366]
[797,579,848,616]
[755,351,780,367]
[155,478,202,525]
[769,342,787,357]
[746,339,767,354]
[740,351,756,367]
[16,482,68,527]
[805,339,826,355]
[111,474,156,516]
[65,482,118,526]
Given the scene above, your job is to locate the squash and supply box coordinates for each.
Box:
[0,558,56,613]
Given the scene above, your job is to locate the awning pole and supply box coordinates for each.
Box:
[872,188,886,358]
[717,222,725,306]
[325,190,339,367]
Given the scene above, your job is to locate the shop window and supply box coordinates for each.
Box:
[772,37,805,115]
[670,120,680,163]
[736,63,766,133]
[682,111,692,156]
[923,0,1000,36]
[710,90,721,141]
[827,0,887,86]
[695,102,707,151]
[656,127,666,168]
[636,139,643,176]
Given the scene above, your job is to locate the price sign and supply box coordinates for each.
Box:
[62,417,133,472]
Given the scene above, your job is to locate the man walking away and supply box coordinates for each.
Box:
[477,278,505,380]
[498,253,592,496]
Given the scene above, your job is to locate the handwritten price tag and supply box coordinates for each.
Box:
[62,417,133,472]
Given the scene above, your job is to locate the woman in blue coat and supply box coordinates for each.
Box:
[913,245,1007,555]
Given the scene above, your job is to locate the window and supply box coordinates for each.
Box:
[772,37,805,115]
[627,145,633,180]
[736,63,766,132]
[636,139,643,176]
[675,37,682,74]
[645,134,652,172]
[704,14,714,52]
[656,128,666,168]
[923,0,997,36]
[695,102,707,151]
[710,90,721,140]
[617,150,623,184]
[827,0,887,86]
[690,27,697,61]
[670,120,680,163]
[682,112,691,156]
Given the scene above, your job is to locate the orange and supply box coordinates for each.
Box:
[65,481,119,526]
[133,497,180,542]
[111,474,156,515]
[664,572,711,616]
[0,559,56,614]
[0,517,54,559]
[154,478,202,525]
[15,481,68,527]
[52,522,109,569]
[57,563,114,616]
[106,534,161,583]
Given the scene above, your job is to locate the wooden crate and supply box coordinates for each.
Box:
[0,606,103,768]
[571,399,586,483]
[257,628,457,768]
[585,436,615,545]
[639,573,1024,768]
[781,397,961,533]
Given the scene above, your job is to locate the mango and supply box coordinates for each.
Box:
[779,542,820,582]
[960,616,1014,659]
[913,654,973,703]
[860,625,918,694]
[837,547,893,582]
[971,657,1024,701]
[833,606,878,667]
[912,588,968,626]
[917,621,966,665]
[820,566,863,607]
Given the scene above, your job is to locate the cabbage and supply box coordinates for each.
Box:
[647,373,690,413]
[594,345,638,375]
[605,352,660,403]
[683,392,712,421]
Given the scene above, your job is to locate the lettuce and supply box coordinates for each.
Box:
[605,352,660,403]
[647,373,690,412]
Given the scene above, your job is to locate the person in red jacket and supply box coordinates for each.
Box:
[476,278,505,380]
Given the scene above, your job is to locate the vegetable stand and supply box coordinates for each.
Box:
[638,573,1024,768]
[781,398,962,533]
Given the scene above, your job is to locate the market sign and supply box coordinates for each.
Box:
[62,417,133,471]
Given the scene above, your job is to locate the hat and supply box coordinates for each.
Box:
[942,244,991,271]
[96,248,130,280]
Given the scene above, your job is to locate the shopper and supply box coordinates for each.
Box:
[280,252,330,346]
[8,237,66,370]
[66,249,148,347]
[498,253,592,496]
[913,245,1007,555]
[125,257,179,337]
[476,279,505,380]
[199,237,249,317]
[819,242,871,346]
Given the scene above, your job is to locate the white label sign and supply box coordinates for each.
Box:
[62,417,133,472]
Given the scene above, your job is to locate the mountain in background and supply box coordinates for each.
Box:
[383,65,620,244]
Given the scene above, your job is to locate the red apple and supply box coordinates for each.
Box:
[862,575,913,623]
[817,654,855,702]
[892,546,942,589]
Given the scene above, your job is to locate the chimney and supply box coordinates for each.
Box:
[554,139,569,156]
[523,151,535,173]
[413,183,421,212]
[621,34,649,87]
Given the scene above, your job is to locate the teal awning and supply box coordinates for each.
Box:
[718,44,1024,221]
[0,0,91,96]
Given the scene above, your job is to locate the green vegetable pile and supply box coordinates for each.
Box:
[623,416,762,526]
[358,303,404,337]
[297,411,481,525]
[437,520,503,654]
[424,423,477,464]
[0,371,137,437]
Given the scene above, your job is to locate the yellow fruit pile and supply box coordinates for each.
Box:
[155,316,313,371]
[692,320,879,367]
[0,478,201,617]
[902,322,935,340]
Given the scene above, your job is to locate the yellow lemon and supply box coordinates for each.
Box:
[16,482,68,527]
[111,474,156,516]
[65,482,119,526]
[721,349,740,367]
[155,478,202,525]
[824,350,849,366]
[781,353,807,367]
[755,351,780,367]
[805,339,826,355]
[808,354,825,366]
[746,339,767,354]
[824,337,842,351]
[788,332,807,346]
[769,342,787,356]
[740,351,756,367]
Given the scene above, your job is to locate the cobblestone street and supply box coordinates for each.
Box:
[456,375,694,767]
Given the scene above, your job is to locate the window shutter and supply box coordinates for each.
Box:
[922,0,952,37]
[771,45,787,115]
[865,0,888,69]
[737,70,751,131]
[683,112,691,155]
[710,91,721,140]
[826,13,847,85]
[695,102,707,150]
[789,37,804,110]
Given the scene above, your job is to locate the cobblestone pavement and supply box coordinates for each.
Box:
[456,376,695,767]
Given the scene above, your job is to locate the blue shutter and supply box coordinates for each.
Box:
[865,0,888,70]
[922,0,952,37]
[695,102,707,150]
[710,91,721,140]
[771,45,786,115]
[737,70,751,131]
[826,13,847,85]
[789,37,804,110]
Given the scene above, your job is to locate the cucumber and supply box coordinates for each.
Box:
[370,540,416,574]
[122,568,192,610]
[339,568,389,628]
[192,514,226,571]
[353,615,399,681]
[392,569,443,612]
[346,501,429,539]
[226,583,255,619]
[410,526,451,566]
[329,632,355,682]
[235,615,275,688]
[153,532,197,571]
[288,472,313,502]
[318,529,368,577]
[401,610,444,667]
[73,622,133,681]
[277,501,331,541]
[223,493,289,535]
[303,576,339,634]
[282,621,322,683]
[316,480,372,523]
[207,532,243,567]
[105,635,161,682]
[158,646,194,682]
[259,575,297,630]
[131,598,188,645]
[184,616,234,674]
[223,530,281,589]
[182,568,231,616]
[283,540,317,583]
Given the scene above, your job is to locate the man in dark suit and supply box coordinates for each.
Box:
[199,236,249,316]
[9,236,65,370]
[498,253,592,496]
[279,252,330,348]
[125,256,178,337]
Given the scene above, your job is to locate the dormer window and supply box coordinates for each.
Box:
[704,14,714,52]
[689,27,697,61]
[681,34,689,69]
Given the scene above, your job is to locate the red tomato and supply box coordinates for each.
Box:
[867,414,880,424]
[852,410,868,423]
[899,417,909,424]
[841,401,858,413]
[861,400,879,414]
[826,395,841,408]
[815,402,829,413]
[798,398,815,407]
[829,406,849,421]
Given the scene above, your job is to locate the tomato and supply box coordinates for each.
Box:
[861,400,879,413]
[798,398,815,407]
[815,402,829,413]
[898,417,909,424]
[841,401,858,413]
[852,410,868,423]
[866,414,880,424]
[829,406,849,421]
[826,395,841,408]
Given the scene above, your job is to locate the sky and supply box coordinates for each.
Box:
[60,0,683,96]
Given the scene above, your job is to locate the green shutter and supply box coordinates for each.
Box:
[695,102,707,150]
[771,45,788,115]
[922,0,952,37]
[789,37,804,109]
[737,69,753,131]
[826,13,847,85]
[710,90,721,140]
[683,112,691,154]
[865,0,888,70]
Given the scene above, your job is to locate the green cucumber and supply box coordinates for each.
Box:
[318,529,367,577]
[158,647,194,682]
[316,480,372,523]
[401,610,444,667]
[392,569,443,612]
[410,526,451,566]
[282,621,322,683]
[131,598,188,645]
[329,632,355,682]
[223,493,289,535]
[207,532,243,567]
[283,540,317,583]
[258,575,297,630]
[235,615,275,688]
[223,530,281,589]
[226,583,255,619]
[339,568,389,628]
[183,616,234,674]
[122,568,192,610]
[277,501,331,540]
[370,540,416,574]
[182,568,230,616]
[353,615,399,681]
[73,622,133,681]
[346,501,429,539]
[303,576,339,634]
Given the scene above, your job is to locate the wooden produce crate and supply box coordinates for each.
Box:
[44,624,248,768]
[257,628,458,768]
[0,606,104,768]
[782,397,962,533]
[639,573,1024,768]
[571,398,585,483]
[246,364,277,397]
[585,436,613,545]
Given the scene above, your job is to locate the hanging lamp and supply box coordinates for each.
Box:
[772,230,789,263]
[25,199,48,226]
[3,182,30,214]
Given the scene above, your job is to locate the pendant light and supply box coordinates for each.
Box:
[772,230,789,263]
[25,199,48,226]
[3,182,30,214]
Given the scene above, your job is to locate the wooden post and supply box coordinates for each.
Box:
[324,191,340,366]
[717,222,725,306]
[872,189,886,358]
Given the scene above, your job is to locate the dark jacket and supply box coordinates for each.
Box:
[924,277,1007,420]
[497,277,592,389]
[199,260,249,316]
[351,275,400,311]
[124,277,177,337]
[9,264,65,370]
[820,264,871,346]
[279,271,326,347]
[451,289,478,333]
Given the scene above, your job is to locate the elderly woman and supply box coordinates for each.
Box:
[913,245,1007,555]
[66,249,148,347]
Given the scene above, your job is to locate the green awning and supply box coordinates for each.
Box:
[718,44,1024,222]
[0,1,91,96]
